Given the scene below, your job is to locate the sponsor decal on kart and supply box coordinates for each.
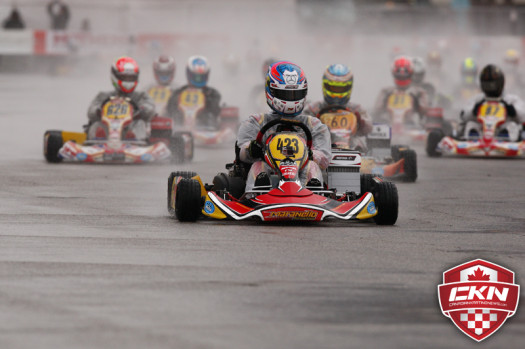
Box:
[438,259,520,342]
[204,201,215,214]
[366,202,376,215]
[261,207,322,221]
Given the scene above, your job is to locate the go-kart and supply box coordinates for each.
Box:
[43,96,193,164]
[176,87,239,146]
[319,106,417,182]
[167,118,399,224]
[427,99,525,157]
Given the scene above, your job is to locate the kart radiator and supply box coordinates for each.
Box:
[327,150,361,194]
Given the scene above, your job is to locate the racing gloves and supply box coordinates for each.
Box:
[248,140,264,160]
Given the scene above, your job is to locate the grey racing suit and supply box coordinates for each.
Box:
[87,90,156,141]
[238,112,331,192]
[459,93,525,141]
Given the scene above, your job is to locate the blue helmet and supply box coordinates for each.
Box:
[265,61,308,116]
[186,55,209,87]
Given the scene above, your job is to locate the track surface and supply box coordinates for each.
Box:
[0,75,524,349]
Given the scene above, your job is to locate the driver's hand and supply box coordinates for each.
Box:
[308,148,314,161]
[248,140,264,160]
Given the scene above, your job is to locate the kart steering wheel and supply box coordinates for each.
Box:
[255,118,313,149]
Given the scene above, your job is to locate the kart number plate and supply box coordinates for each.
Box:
[148,86,172,104]
[368,124,391,140]
[387,92,413,110]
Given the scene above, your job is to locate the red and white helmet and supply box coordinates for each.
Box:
[153,55,175,86]
[391,56,413,89]
[111,57,139,94]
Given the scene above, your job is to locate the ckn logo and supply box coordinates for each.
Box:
[437,259,520,342]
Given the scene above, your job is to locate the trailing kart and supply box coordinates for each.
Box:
[427,99,525,157]
[319,107,417,182]
[167,118,399,224]
[43,96,193,164]
[176,87,239,146]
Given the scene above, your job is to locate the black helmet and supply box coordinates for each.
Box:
[480,64,504,98]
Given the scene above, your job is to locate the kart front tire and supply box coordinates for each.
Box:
[400,149,417,182]
[426,130,444,157]
[360,173,375,195]
[373,181,399,226]
[44,130,63,163]
[167,171,197,216]
[175,178,203,222]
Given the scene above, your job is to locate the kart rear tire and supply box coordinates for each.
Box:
[175,178,203,222]
[400,149,417,182]
[391,144,409,161]
[373,181,399,226]
[167,171,197,216]
[212,172,246,199]
[426,129,444,157]
[44,130,63,163]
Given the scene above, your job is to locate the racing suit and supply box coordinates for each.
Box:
[306,101,373,152]
[373,85,429,124]
[166,85,221,128]
[238,112,331,192]
[87,90,156,141]
[458,93,525,141]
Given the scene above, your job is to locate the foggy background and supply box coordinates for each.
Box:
[1,0,525,119]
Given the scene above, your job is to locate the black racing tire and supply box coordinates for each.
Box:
[426,129,444,157]
[373,181,399,226]
[212,172,246,199]
[391,144,410,161]
[400,149,417,183]
[167,171,197,216]
[175,178,203,222]
[43,130,63,163]
[360,173,376,195]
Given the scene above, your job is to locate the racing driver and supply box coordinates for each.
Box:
[459,64,525,140]
[87,56,156,141]
[306,63,373,151]
[238,61,331,192]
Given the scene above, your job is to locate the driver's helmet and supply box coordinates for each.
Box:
[262,58,277,79]
[411,57,426,84]
[265,61,307,116]
[480,64,505,98]
[427,50,442,71]
[504,49,519,65]
[111,56,139,94]
[186,55,210,87]
[460,57,478,85]
[391,56,413,89]
[153,55,175,86]
[322,63,353,106]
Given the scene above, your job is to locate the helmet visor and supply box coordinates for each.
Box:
[270,87,307,101]
[323,82,352,94]
[112,67,138,82]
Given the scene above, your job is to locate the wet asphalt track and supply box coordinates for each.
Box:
[0,75,524,349]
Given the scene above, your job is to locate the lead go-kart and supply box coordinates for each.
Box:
[44,96,193,164]
[427,99,525,157]
[318,106,417,182]
[167,118,399,224]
